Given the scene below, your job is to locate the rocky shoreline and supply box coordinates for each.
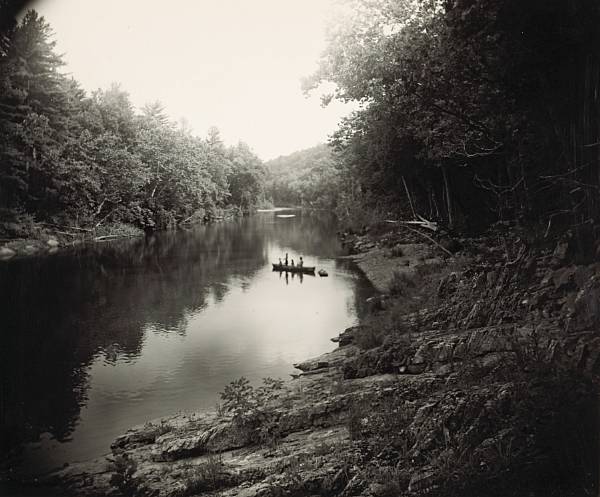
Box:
[15,224,600,496]
[0,207,244,261]
[0,225,144,261]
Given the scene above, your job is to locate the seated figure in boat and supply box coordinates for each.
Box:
[298,256,303,268]
[285,253,289,266]
[291,259,295,267]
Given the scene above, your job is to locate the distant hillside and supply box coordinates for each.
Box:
[265,144,340,209]
[266,144,333,174]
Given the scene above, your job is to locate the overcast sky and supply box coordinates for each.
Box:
[26,0,352,160]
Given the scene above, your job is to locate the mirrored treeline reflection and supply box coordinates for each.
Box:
[0,211,375,475]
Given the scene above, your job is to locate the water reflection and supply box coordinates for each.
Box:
[0,211,374,474]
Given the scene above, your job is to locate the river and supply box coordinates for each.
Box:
[0,211,374,478]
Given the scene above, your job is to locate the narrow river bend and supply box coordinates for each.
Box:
[0,211,374,476]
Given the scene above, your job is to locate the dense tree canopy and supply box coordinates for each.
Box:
[4,2,599,238]
[265,144,340,209]
[306,0,600,234]
[0,9,267,235]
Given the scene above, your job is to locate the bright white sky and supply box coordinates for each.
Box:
[26,0,352,160]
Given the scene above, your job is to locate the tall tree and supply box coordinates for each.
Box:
[227,142,266,211]
[0,10,75,216]
[307,0,600,230]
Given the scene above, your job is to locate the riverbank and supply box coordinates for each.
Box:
[0,222,144,260]
[0,207,246,261]
[17,222,600,496]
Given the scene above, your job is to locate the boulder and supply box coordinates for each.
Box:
[295,359,330,372]
[331,326,366,346]
[0,246,16,258]
[150,432,206,461]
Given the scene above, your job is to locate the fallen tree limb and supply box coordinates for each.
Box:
[415,215,438,231]
[402,226,453,257]
[179,213,196,225]
[95,207,119,229]
[94,234,139,242]
[41,222,92,232]
[384,219,438,232]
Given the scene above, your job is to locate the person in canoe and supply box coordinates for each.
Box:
[285,253,289,266]
[291,259,295,267]
[279,258,283,266]
[298,256,303,268]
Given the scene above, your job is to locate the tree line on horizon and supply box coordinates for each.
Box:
[0,7,268,237]
[264,144,341,210]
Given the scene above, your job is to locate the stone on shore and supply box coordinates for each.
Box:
[0,246,16,258]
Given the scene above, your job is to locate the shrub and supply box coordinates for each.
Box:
[389,245,404,257]
[182,452,229,495]
[388,270,416,296]
[366,466,407,497]
[354,326,384,349]
[95,221,143,239]
[219,377,285,446]
[0,208,40,238]
[143,419,172,439]
[335,196,388,233]
[346,400,370,440]
[109,454,138,496]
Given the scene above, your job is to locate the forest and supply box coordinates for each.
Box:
[2,2,600,495]
[301,0,600,245]
[3,0,600,245]
[264,144,340,210]
[0,7,268,238]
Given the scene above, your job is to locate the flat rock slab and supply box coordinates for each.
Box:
[348,244,438,292]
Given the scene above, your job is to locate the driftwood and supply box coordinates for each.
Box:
[95,197,107,216]
[94,234,139,242]
[179,213,197,225]
[383,216,449,255]
[385,217,438,232]
[41,222,92,233]
[404,218,438,232]
[95,207,119,229]
[402,226,453,257]
[94,235,123,241]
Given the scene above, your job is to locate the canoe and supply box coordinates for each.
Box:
[272,263,315,274]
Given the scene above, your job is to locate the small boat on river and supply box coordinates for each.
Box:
[272,263,316,274]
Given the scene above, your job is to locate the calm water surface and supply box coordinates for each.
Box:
[0,211,374,476]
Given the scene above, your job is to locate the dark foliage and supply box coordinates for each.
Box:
[306,0,600,235]
[0,9,267,233]
[265,144,340,209]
